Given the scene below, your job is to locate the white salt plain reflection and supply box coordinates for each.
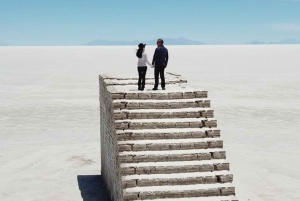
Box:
[0,45,300,201]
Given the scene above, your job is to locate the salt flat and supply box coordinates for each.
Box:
[0,45,300,201]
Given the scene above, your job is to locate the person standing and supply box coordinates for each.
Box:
[152,39,169,90]
[136,43,152,91]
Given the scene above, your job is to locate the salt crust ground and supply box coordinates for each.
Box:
[1,45,300,201]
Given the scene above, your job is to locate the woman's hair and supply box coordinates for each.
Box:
[136,48,143,58]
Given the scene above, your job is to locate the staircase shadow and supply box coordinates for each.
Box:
[77,175,111,201]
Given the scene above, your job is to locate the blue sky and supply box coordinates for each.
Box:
[1,0,300,45]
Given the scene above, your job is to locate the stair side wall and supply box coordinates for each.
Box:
[99,75,123,201]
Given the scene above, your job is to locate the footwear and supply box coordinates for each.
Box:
[152,88,158,90]
[138,86,142,90]
[162,88,166,90]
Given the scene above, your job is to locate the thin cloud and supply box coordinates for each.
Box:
[269,23,300,31]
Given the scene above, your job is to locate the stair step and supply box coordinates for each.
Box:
[118,138,223,152]
[134,196,238,201]
[115,118,217,130]
[121,159,230,175]
[113,98,210,109]
[109,89,207,100]
[119,148,226,163]
[117,128,220,141]
[123,183,235,200]
[114,108,214,120]
[122,170,233,188]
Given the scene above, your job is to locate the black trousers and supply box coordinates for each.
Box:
[138,66,147,89]
[154,65,165,89]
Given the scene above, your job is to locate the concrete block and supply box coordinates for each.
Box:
[169,143,182,150]
[125,93,139,99]
[204,119,217,127]
[206,129,221,137]
[111,93,125,99]
[118,144,132,151]
[212,151,226,159]
[194,142,209,149]
[138,93,151,99]
[182,101,197,108]
[202,176,218,184]
[170,102,184,108]
[220,187,235,196]
[189,121,203,128]
[169,92,183,99]
[139,191,156,199]
[183,92,195,99]
[179,142,195,149]
[199,164,214,172]
[195,91,208,98]
[128,122,143,129]
[175,122,190,128]
[196,100,210,107]
[197,153,212,160]
[113,102,125,109]
[123,192,138,200]
[132,144,147,151]
[191,131,207,138]
[217,174,233,183]
[115,122,129,129]
[127,113,142,119]
[119,155,133,163]
[214,163,230,171]
[201,110,214,118]
[122,180,136,188]
[151,93,169,99]
[121,167,135,175]
[136,166,152,174]
[162,122,176,128]
[209,140,223,148]
[126,102,139,109]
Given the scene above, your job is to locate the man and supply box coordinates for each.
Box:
[152,39,169,90]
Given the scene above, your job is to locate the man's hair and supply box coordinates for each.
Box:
[157,39,164,44]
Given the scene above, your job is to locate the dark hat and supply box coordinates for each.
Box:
[138,43,146,48]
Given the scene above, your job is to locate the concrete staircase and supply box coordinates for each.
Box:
[100,73,238,201]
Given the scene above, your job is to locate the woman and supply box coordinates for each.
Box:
[136,43,152,91]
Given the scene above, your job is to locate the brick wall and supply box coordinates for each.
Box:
[99,75,123,201]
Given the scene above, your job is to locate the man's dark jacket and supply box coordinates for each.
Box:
[152,45,169,67]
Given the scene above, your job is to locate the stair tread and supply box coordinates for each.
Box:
[124,183,234,192]
[115,117,215,123]
[122,170,231,180]
[113,98,209,103]
[116,108,213,113]
[133,196,238,201]
[118,138,222,145]
[120,159,227,168]
[109,84,204,93]
[117,128,217,134]
[119,148,224,156]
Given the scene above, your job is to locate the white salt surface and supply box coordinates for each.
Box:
[1,45,300,201]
